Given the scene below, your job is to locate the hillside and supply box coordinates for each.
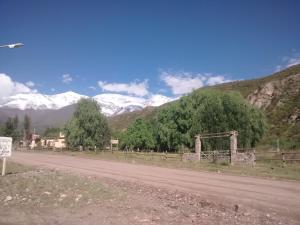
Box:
[110,65,300,148]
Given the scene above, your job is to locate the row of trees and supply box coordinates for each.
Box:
[63,90,267,152]
[120,90,267,151]
[0,115,32,141]
[0,90,267,151]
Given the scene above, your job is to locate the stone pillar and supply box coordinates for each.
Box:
[195,135,201,161]
[230,131,238,165]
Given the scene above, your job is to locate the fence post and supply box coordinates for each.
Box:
[276,139,280,152]
[213,150,218,163]
[252,149,256,167]
[1,157,6,176]
[195,135,201,161]
[282,152,286,167]
[230,131,238,165]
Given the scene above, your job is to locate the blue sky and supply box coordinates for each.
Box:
[0,0,300,98]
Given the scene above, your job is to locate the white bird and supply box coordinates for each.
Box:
[0,43,24,49]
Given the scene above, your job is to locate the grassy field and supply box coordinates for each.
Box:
[58,150,300,181]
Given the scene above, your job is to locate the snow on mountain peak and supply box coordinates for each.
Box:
[0,92,88,110]
[0,91,175,116]
[146,94,174,107]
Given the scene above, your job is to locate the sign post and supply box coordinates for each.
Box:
[110,139,119,151]
[0,137,12,176]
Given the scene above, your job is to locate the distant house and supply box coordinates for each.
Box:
[41,132,66,149]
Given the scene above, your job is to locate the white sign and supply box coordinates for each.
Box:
[111,139,119,145]
[0,137,12,157]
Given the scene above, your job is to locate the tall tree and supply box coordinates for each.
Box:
[64,98,111,149]
[155,90,267,151]
[121,118,156,150]
[23,114,31,140]
[1,116,20,141]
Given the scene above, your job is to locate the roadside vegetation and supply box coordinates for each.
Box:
[119,90,266,152]
[61,90,266,153]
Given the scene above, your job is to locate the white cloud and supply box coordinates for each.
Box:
[275,53,300,72]
[0,73,37,102]
[206,75,231,86]
[286,57,300,67]
[62,74,73,84]
[25,81,35,87]
[161,72,204,95]
[89,86,96,90]
[161,71,231,95]
[98,80,149,97]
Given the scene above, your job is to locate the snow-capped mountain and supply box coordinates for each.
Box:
[0,92,88,110]
[0,91,174,116]
[92,94,174,115]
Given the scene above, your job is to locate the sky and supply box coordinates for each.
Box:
[0,0,300,99]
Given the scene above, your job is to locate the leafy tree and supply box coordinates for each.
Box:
[189,90,266,149]
[155,104,183,151]
[122,118,156,150]
[64,98,110,149]
[43,127,61,137]
[155,90,267,151]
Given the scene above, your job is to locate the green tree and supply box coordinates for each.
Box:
[155,90,267,151]
[1,116,20,141]
[64,98,110,149]
[0,124,4,136]
[155,104,183,151]
[43,127,61,137]
[122,118,156,150]
[23,114,31,140]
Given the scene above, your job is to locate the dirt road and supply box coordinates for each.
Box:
[11,151,300,220]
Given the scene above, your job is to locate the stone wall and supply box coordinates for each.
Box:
[182,153,200,161]
[232,150,256,166]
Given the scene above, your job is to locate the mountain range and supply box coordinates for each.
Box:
[0,91,174,133]
[0,92,174,116]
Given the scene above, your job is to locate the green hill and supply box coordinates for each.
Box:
[109,65,300,149]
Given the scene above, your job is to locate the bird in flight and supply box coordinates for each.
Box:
[0,43,24,49]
